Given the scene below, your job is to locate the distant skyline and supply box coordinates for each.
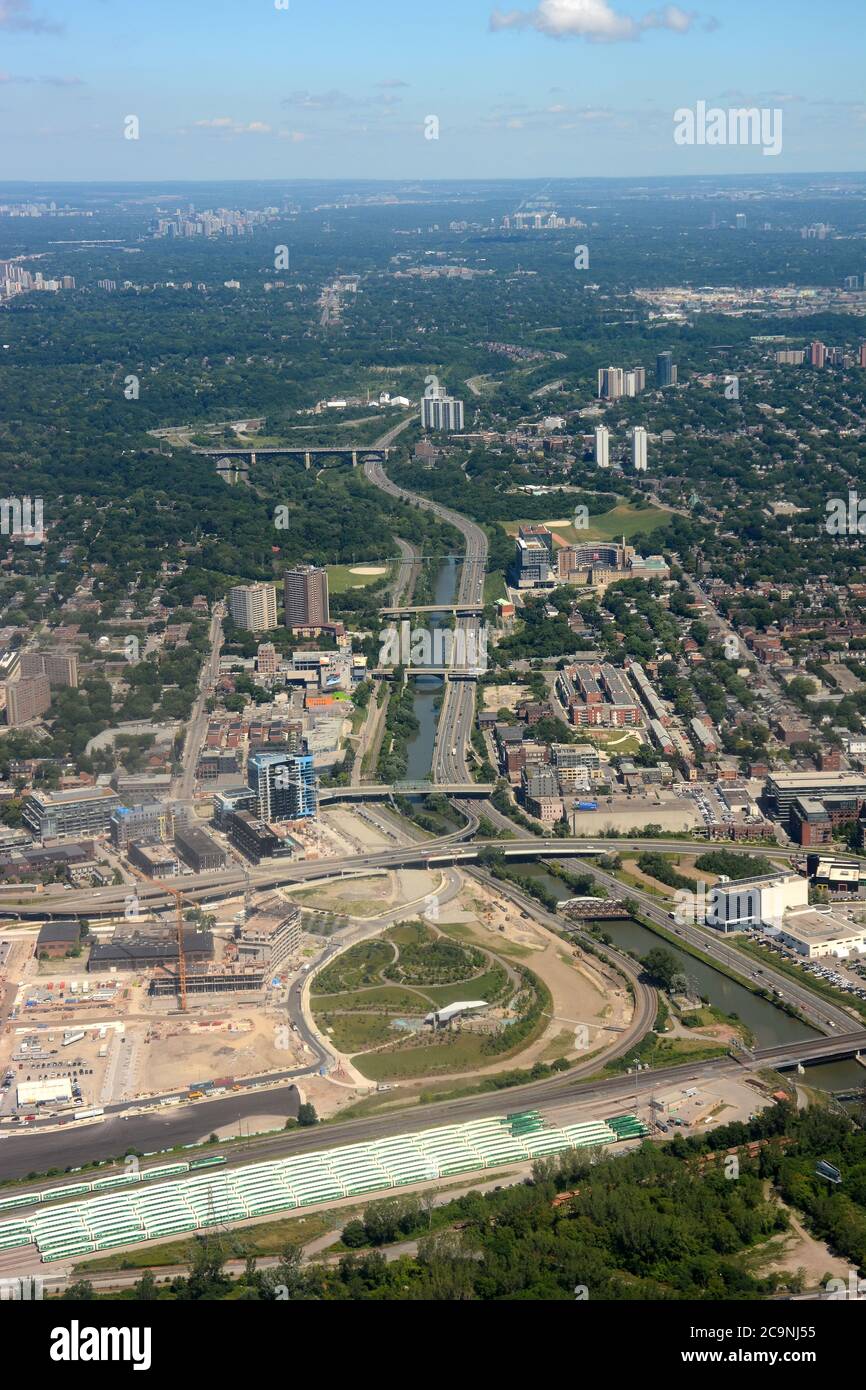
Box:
[0,0,863,181]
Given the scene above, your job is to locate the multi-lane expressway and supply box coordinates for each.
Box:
[1,833,800,922]
[362,456,487,784]
[2,1030,864,1186]
[2,435,853,1180]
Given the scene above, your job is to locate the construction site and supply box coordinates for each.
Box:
[0,890,317,1121]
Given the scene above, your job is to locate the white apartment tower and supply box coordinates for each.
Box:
[594,426,610,468]
[228,583,278,633]
[632,427,648,473]
[421,393,465,432]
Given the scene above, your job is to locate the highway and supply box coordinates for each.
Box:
[363,455,488,784]
[2,1030,865,1187]
[577,858,854,1036]
[1,834,797,921]
[391,537,421,608]
[1,423,849,1185]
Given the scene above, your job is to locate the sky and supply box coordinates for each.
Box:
[0,0,863,181]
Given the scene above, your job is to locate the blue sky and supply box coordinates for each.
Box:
[0,0,863,180]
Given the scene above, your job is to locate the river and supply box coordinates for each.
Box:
[515,861,819,1052]
[403,557,459,782]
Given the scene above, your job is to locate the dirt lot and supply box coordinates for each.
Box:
[753,1198,851,1286]
[481,684,531,714]
[295,869,442,921]
[450,879,632,1065]
[139,1011,312,1094]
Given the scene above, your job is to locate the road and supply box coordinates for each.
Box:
[3,1029,864,1187]
[5,833,798,922]
[173,603,225,804]
[578,858,853,1035]
[363,455,488,784]
[391,537,422,607]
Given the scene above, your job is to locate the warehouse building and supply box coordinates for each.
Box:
[89,930,214,973]
[776,906,866,960]
[174,825,226,873]
[127,841,181,879]
[706,872,809,932]
[36,921,82,959]
[806,854,863,898]
[16,1077,73,1108]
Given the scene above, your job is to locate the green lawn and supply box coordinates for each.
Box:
[584,731,643,756]
[420,967,509,1008]
[320,1012,397,1051]
[484,571,509,604]
[74,1212,331,1273]
[314,984,432,1012]
[353,1032,493,1080]
[327,563,392,595]
[503,502,671,546]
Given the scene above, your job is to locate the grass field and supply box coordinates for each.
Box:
[584,731,643,756]
[315,984,431,1012]
[503,501,671,546]
[353,1032,493,1080]
[484,571,509,604]
[327,563,392,595]
[419,967,509,1008]
[320,1012,397,1051]
[74,1212,332,1273]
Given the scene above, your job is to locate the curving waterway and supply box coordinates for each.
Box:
[516,863,819,1052]
[403,557,459,782]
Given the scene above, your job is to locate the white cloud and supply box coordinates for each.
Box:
[282,89,358,111]
[192,118,272,135]
[0,71,83,85]
[0,0,61,33]
[490,0,705,41]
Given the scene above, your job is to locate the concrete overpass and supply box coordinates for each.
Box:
[0,835,797,923]
[379,604,486,617]
[372,667,481,680]
[319,783,494,803]
[195,446,391,470]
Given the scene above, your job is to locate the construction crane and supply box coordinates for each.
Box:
[126,863,196,1012]
[160,883,190,1012]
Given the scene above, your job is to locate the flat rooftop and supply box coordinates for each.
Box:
[767,771,866,787]
[781,907,866,944]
